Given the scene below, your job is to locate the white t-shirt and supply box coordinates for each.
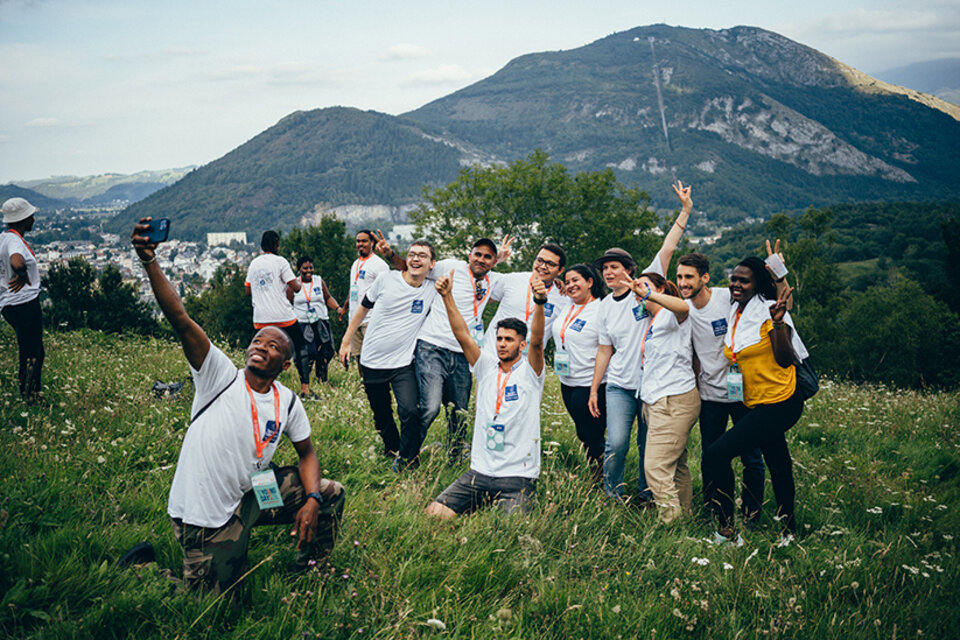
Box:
[552,297,605,387]
[0,231,41,309]
[293,276,329,323]
[418,258,502,353]
[245,253,297,325]
[688,287,735,403]
[348,254,389,324]
[640,309,697,404]
[359,271,437,370]
[483,271,570,356]
[167,345,310,528]
[469,351,545,479]
[596,252,664,390]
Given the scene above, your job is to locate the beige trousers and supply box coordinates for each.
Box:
[350,322,368,358]
[642,387,701,523]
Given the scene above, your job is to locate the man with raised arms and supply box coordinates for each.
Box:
[339,229,391,361]
[426,273,547,518]
[132,219,344,597]
[338,238,437,469]
[483,243,570,355]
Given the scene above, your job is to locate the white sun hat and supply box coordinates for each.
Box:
[2,197,38,224]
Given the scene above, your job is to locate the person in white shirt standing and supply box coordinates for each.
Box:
[339,239,437,469]
[0,198,44,399]
[340,230,390,362]
[677,252,764,524]
[244,231,311,396]
[292,256,342,395]
[426,273,547,518]
[132,218,345,598]
[415,237,506,464]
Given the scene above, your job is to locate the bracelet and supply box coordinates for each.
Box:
[675,221,686,231]
[772,321,787,329]
[641,290,651,302]
[533,297,547,305]
[306,491,323,505]
[139,255,156,265]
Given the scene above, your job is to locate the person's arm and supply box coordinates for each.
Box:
[527,277,547,375]
[619,277,689,322]
[373,229,405,271]
[338,303,370,367]
[588,344,613,418]
[765,239,794,311]
[132,218,210,370]
[768,285,796,368]
[8,252,29,292]
[285,278,301,304]
[290,437,321,549]
[321,280,340,313]
[653,180,694,274]
[436,272,481,366]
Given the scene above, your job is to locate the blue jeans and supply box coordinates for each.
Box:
[699,400,765,518]
[415,340,472,460]
[602,384,652,500]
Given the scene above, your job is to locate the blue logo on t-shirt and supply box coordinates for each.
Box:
[711,318,728,336]
[570,318,586,332]
[632,305,648,321]
[544,302,555,317]
[411,299,424,314]
[504,385,519,402]
[358,269,367,279]
[313,286,322,295]
[262,420,282,444]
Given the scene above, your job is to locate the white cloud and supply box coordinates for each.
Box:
[811,8,951,34]
[25,117,61,127]
[400,64,471,86]
[381,43,429,61]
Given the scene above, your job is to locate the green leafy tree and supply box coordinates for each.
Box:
[184,262,253,347]
[412,150,660,268]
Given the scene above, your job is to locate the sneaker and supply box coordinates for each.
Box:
[116,541,155,567]
[299,391,320,401]
[711,531,745,548]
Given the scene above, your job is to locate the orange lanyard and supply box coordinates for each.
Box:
[469,270,490,319]
[640,309,661,365]
[494,365,515,418]
[301,277,312,304]
[730,308,743,364]
[524,279,552,322]
[7,229,35,259]
[353,255,371,282]
[560,297,593,346]
[244,380,280,459]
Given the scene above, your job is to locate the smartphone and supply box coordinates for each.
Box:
[142,218,170,244]
[764,253,788,280]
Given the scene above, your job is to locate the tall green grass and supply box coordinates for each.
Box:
[1,326,957,638]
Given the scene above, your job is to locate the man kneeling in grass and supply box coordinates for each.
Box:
[132,219,345,596]
[425,272,546,518]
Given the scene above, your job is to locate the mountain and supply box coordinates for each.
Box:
[110,24,960,240]
[19,167,194,206]
[0,184,70,211]
[873,58,960,106]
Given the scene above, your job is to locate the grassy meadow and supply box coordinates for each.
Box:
[0,326,958,639]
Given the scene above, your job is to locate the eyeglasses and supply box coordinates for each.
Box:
[534,256,559,269]
[407,251,431,260]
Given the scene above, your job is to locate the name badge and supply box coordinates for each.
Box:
[632,304,648,322]
[543,302,555,317]
[554,350,571,376]
[504,384,519,402]
[350,283,359,302]
[726,365,744,402]
[306,305,320,323]
[411,299,424,314]
[469,318,484,347]
[251,469,284,509]
[485,422,505,452]
[712,318,728,336]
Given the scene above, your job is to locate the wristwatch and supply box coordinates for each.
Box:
[306,491,323,506]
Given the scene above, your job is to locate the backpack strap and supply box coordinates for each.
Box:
[189,375,238,424]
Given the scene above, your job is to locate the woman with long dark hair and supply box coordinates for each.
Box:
[552,263,607,481]
[702,256,807,544]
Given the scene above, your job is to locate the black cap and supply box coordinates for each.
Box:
[594,247,637,272]
[472,237,498,255]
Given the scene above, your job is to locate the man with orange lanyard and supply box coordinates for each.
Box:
[482,243,570,357]
[413,237,511,465]
[426,272,548,518]
[244,230,310,392]
[132,218,345,597]
[339,230,390,363]
[0,198,44,399]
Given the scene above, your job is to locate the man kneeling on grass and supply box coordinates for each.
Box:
[132,219,345,596]
[425,272,546,518]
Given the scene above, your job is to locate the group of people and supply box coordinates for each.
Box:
[121,178,813,596]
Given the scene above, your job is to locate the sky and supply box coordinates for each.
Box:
[2,0,959,183]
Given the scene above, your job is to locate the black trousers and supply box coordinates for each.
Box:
[299,320,334,382]
[2,297,44,397]
[702,390,804,533]
[560,383,606,465]
[360,363,421,460]
[279,323,309,385]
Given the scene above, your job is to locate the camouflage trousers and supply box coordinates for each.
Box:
[170,467,345,596]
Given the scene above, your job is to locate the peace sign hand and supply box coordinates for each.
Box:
[769,285,794,323]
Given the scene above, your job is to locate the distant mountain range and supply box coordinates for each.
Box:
[874,58,960,106]
[0,184,70,211]
[14,167,194,207]
[109,25,960,241]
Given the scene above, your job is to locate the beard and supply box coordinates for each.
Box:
[498,345,522,363]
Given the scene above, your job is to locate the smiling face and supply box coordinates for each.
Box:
[356,232,374,257]
[601,260,632,291]
[468,244,497,278]
[299,260,314,281]
[405,245,436,278]
[564,270,593,305]
[676,264,708,300]
[532,249,563,285]
[728,265,757,305]
[245,327,292,379]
